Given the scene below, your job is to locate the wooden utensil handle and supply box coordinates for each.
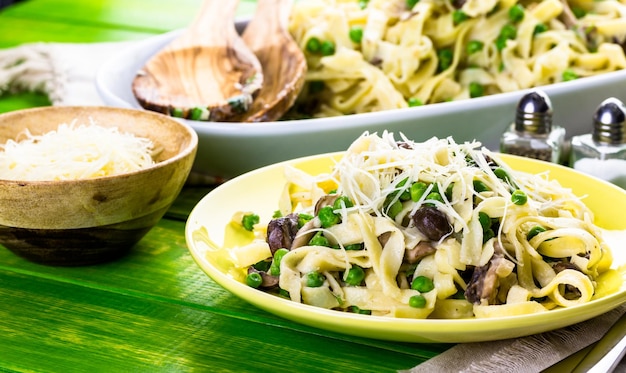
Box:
[175,0,240,48]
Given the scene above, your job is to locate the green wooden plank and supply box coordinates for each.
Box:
[0,1,450,369]
[1,0,256,34]
[0,91,52,113]
[0,271,433,372]
[0,218,450,360]
[0,17,157,47]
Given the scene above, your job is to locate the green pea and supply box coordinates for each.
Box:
[344,243,364,251]
[410,182,428,201]
[562,69,579,81]
[170,107,184,118]
[508,4,525,23]
[350,305,371,315]
[409,294,427,308]
[318,206,340,228]
[189,107,207,120]
[358,0,369,9]
[253,259,271,272]
[395,178,412,201]
[333,195,354,210]
[399,189,411,202]
[494,167,514,186]
[496,24,517,51]
[274,248,289,262]
[246,272,263,288]
[349,26,363,44]
[309,231,330,247]
[241,213,260,231]
[466,40,484,55]
[473,180,490,193]
[407,97,424,107]
[478,212,491,231]
[306,37,322,53]
[495,36,507,51]
[452,10,468,25]
[445,183,454,201]
[500,23,518,40]
[425,192,444,204]
[320,40,336,56]
[411,276,434,293]
[269,248,289,276]
[533,23,548,35]
[527,226,547,240]
[345,266,365,286]
[511,190,527,205]
[306,271,326,287]
[438,48,453,71]
[469,82,484,98]
[386,200,404,219]
[572,7,586,19]
[298,213,314,228]
[406,0,419,8]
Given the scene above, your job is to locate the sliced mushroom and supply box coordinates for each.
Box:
[266,213,299,253]
[404,241,436,264]
[378,231,392,247]
[314,194,339,215]
[552,261,584,299]
[291,218,322,249]
[465,252,514,305]
[558,0,578,28]
[412,206,453,241]
[552,261,582,274]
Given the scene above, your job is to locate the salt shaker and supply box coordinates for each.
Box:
[569,97,626,189]
[500,89,565,163]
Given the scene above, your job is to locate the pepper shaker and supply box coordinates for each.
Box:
[569,97,626,189]
[500,89,565,163]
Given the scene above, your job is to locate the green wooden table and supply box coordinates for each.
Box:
[0,1,451,371]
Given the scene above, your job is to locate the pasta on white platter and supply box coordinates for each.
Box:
[229,132,619,319]
[286,0,626,117]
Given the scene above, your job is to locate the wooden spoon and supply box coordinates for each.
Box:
[132,0,263,122]
[238,0,307,122]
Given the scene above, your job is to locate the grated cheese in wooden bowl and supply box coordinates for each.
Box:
[0,119,156,181]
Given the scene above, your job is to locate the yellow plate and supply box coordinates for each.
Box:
[185,153,626,343]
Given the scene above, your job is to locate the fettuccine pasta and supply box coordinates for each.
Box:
[229,132,620,319]
[285,0,626,117]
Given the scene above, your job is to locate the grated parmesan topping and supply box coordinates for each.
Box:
[329,131,589,266]
[0,119,156,181]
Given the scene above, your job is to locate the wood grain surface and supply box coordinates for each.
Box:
[0,1,450,371]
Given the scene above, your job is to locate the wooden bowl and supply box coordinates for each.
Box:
[0,106,198,266]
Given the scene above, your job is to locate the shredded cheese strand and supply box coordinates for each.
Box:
[0,119,155,181]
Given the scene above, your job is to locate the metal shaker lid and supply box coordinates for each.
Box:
[592,97,626,144]
[514,89,553,134]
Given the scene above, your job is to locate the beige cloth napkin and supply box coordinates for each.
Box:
[403,304,626,373]
[0,41,133,105]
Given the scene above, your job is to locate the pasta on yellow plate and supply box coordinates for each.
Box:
[285,0,626,117]
[229,132,620,319]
